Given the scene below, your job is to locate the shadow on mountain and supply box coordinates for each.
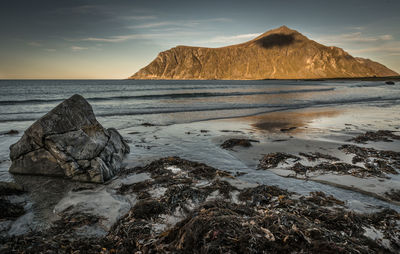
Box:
[255,33,296,49]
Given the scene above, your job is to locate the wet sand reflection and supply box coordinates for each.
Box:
[245,108,342,133]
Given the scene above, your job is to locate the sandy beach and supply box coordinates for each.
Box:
[1,81,400,252]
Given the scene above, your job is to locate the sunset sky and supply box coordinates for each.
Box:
[1,0,399,79]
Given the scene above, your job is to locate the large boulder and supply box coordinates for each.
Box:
[9,94,130,183]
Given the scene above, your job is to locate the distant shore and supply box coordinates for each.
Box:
[127,76,400,81]
[288,76,400,81]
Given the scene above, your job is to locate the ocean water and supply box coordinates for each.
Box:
[1,79,400,234]
[1,79,399,130]
[1,79,400,165]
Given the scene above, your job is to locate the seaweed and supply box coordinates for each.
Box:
[131,199,166,219]
[289,161,386,178]
[220,138,259,149]
[258,152,300,169]
[239,185,291,206]
[385,189,400,202]
[349,130,400,144]
[301,191,345,206]
[2,158,400,254]
[134,157,231,180]
[339,144,400,175]
[0,198,25,219]
[299,152,339,162]
[0,182,25,196]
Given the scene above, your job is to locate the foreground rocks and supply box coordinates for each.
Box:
[1,157,399,253]
[9,94,130,183]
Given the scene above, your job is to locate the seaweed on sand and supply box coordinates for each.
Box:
[258,152,300,169]
[339,144,400,175]
[0,182,26,220]
[131,199,166,220]
[133,156,231,180]
[238,185,292,206]
[145,198,399,254]
[289,161,388,178]
[220,138,259,149]
[0,198,25,219]
[0,182,25,196]
[301,191,345,206]
[289,162,387,178]
[349,130,400,144]
[299,152,339,162]
[2,158,400,253]
[385,189,400,202]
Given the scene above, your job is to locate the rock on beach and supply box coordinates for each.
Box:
[9,94,130,183]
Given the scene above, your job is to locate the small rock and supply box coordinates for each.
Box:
[141,123,155,127]
[280,126,297,132]
[221,138,259,149]
[4,130,19,135]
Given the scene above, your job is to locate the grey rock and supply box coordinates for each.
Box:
[9,94,130,183]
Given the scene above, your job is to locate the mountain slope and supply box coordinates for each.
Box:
[129,26,398,80]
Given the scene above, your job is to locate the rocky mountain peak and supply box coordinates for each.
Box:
[129,26,398,80]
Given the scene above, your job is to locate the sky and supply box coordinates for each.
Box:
[0,0,399,79]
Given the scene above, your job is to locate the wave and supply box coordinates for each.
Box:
[350,83,396,88]
[0,88,335,106]
[1,96,399,123]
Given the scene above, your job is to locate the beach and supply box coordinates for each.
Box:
[1,80,400,252]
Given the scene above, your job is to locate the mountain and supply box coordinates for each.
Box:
[129,26,398,80]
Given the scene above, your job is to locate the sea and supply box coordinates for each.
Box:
[1,79,400,174]
[1,79,400,233]
[1,79,399,130]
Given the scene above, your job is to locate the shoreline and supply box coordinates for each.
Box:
[127,76,400,81]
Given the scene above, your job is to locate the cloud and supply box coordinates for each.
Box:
[199,33,261,44]
[347,26,365,31]
[80,31,199,43]
[71,46,88,51]
[81,34,151,42]
[129,18,231,29]
[130,21,174,29]
[379,34,393,41]
[316,32,394,44]
[344,40,400,56]
[350,46,400,54]
[122,15,157,20]
[44,48,56,52]
[27,41,42,47]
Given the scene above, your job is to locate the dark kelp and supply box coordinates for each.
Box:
[220,138,259,149]
[349,130,400,144]
[258,152,300,169]
[1,157,399,253]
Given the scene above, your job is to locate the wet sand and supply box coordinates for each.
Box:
[1,103,400,252]
[214,104,400,204]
